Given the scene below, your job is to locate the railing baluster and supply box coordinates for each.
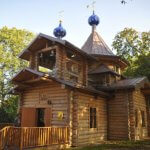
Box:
[0,126,69,149]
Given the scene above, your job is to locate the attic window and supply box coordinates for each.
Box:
[38,50,56,73]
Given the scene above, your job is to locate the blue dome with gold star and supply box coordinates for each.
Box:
[88,11,100,26]
[53,21,66,39]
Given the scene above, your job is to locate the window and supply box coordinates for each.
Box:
[141,111,146,127]
[37,108,45,127]
[105,74,110,84]
[90,107,97,128]
[38,50,56,73]
[114,65,120,73]
[135,110,138,127]
[66,60,82,83]
[147,96,150,108]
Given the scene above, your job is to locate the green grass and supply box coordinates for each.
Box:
[70,140,150,150]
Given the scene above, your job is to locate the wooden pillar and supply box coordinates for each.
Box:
[127,90,136,140]
[83,59,88,86]
[69,90,73,146]
[63,49,68,81]
[29,52,38,70]
[18,93,23,127]
[55,47,61,78]
[68,90,78,147]
[146,96,150,137]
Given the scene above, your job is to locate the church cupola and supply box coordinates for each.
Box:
[53,21,66,39]
[81,11,114,56]
[88,11,100,26]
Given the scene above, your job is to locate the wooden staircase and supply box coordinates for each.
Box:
[0,126,69,150]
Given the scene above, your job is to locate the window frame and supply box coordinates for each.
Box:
[135,109,138,127]
[141,110,146,127]
[89,107,97,129]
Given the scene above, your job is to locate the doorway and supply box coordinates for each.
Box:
[37,108,45,127]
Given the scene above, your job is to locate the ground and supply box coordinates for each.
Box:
[70,140,150,150]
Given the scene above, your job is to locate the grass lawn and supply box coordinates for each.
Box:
[70,140,150,150]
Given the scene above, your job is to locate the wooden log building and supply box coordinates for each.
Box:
[9,12,150,147]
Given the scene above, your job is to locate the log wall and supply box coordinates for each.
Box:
[108,90,129,140]
[133,90,148,140]
[21,82,69,127]
[108,89,149,141]
[75,92,107,146]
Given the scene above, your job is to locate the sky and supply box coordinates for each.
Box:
[0,0,150,49]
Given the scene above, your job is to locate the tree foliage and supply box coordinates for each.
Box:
[0,96,18,123]
[112,28,150,80]
[0,26,34,122]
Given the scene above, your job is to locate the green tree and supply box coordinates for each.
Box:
[0,96,18,123]
[0,26,34,122]
[112,28,150,79]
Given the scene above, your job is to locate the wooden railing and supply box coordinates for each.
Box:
[0,126,69,150]
[0,123,14,130]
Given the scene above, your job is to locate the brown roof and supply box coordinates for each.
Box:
[10,68,110,98]
[19,33,96,61]
[11,68,44,83]
[98,77,150,91]
[89,64,120,76]
[82,30,114,56]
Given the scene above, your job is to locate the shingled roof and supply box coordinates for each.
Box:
[19,33,96,61]
[10,68,109,98]
[88,64,120,76]
[81,30,115,56]
[98,77,150,91]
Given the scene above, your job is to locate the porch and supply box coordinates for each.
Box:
[0,126,69,150]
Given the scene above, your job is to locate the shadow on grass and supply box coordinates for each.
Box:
[70,140,150,150]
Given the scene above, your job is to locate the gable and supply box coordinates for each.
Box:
[19,33,96,61]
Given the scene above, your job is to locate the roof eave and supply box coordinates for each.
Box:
[19,33,96,61]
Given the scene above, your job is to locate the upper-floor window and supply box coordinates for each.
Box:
[114,65,120,74]
[66,51,82,83]
[38,49,56,74]
[88,74,111,87]
[90,107,97,128]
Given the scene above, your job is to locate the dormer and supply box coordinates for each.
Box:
[19,33,94,87]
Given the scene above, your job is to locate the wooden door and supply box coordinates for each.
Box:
[44,108,51,126]
[21,107,36,127]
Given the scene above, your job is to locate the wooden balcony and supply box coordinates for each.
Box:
[0,126,69,150]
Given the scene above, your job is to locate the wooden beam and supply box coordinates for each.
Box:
[12,82,32,88]
[24,77,42,83]
[23,77,53,83]
[37,45,58,53]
